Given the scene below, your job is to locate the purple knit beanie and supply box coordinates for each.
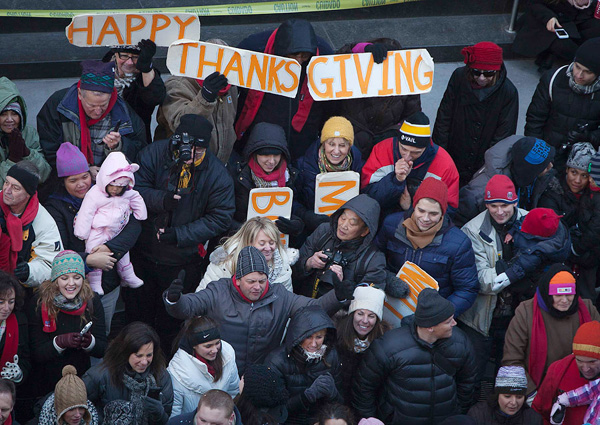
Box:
[56,142,89,177]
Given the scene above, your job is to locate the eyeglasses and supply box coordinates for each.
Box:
[471,69,497,78]
[116,52,139,63]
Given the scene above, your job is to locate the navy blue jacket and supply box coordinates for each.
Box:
[375,212,479,317]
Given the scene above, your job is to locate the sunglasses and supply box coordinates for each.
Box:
[116,52,139,62]
[471,69,497,78]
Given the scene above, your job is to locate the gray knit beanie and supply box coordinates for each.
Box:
[566,142,596,171]
[235,246,269,279]
[494,366,528,395]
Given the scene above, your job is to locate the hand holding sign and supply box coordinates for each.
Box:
[394,158,412,182]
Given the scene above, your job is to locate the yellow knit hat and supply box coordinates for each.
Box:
[320,116,354,145]
[54,365,91,424]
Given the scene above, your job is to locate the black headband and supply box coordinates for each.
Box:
[188,327,221,347]
[7,166,38,196]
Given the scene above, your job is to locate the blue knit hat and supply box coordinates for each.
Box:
[51,250,85,281]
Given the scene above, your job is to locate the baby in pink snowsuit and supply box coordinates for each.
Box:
[74,152,147,294]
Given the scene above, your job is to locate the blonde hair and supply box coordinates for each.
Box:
[36,277,95,324]
[222,217,282,275]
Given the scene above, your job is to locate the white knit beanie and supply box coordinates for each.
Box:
[348,286,386,321]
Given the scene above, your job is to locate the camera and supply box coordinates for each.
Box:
[170,132,204,162]
[322,249,349,268]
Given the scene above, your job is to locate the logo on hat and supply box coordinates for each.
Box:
[334,131,340,136]
[556,287,573,294]
[401,134,415,144]
[524,140,551,165]
[507,192,514,200]
[486,190,491,198]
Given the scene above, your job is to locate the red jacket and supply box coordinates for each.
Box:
[532,354,589,425]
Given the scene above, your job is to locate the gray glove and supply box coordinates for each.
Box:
[1,355,22,383]
[304,373,338,403]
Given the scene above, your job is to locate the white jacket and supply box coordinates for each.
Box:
[167,340,240,418]
[195,244,298,292]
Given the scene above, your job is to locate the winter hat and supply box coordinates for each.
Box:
[80,60,115,93]
[494,366,528,395]
[6,162,39,196]
[520,208,561,238]
[412,177,448,215]
[510,137,555,188]
[548,270,576,296]
[572,320,600,360]
[484,174,518,204]
[574,37,600,76]
[358,419,385,425]
[235,246,269,279]
[349,285,386,321]
[244,122,291,161]
[110,176,132,186]
[2,101,23,124]
[174,114,213,148]
[56,142,90,177]
[461,41,503,71]
[567,142,596,171]
[54,365,91,424]
[321,116,354,145]
[588,151,600,184]
[51,250,85,282]
[273,19,317,56]
[414,288,455,328]
[399,112,431,149]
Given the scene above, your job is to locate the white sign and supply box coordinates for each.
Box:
[66,13,200,47]
[167,40,301,98]
[314,171,360,215]
[307,49,434,101]
[247,187,293,248]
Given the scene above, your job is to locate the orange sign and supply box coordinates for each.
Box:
[314,171,360,215]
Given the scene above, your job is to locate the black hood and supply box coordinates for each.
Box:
[243,122,291,161]
[330,194,381,246]
[284,305,335,354]
[273,19,317,56]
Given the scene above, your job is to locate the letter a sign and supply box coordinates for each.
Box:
[247,187,293,247]
[314,171,360,215]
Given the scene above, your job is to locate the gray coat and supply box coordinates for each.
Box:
[164,278,342,375]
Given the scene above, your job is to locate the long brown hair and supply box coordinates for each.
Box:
[336,311,391,352]
[36,276,95,325]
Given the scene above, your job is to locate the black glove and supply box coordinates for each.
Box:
[567,129,590,144]
[276,216,304,236]
[55,332,83,349]
[166,270,185,303]
[303,211,330,231]
[201,72,228,103]
[163,193,179,212]
[495,259,508,274]
[8,129,29,162]
[136,39,156,73]
[384,273,410,298]
[143,395,166,422]
[303,373,338,403]
[159,228,177,244]
[364,43,390,64]
[13,262,29,282]
[331,272,355,301]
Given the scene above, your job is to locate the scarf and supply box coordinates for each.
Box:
[77,81,118,165]
[0,193,39,274]
[0,314,18,370]
[114,73,137,96]
[402,216,444,249]
[567,0,591,8]
[248,156,288,188]
[528,291,591,386]
[195,352,216,377]
[178,152,206,189]
[268,248,284,283]
[49,187,84,211]
[318,145,352,173]
[303,344,327,363]
[567,63,600,95]
[42,296,87,333]
[123,370,157,425]
[353,337,370,353]
[232,276,269,303]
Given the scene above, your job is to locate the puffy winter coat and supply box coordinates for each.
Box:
[0,77,51,186]
[164,277,342,375]
[433,65,519,185]
[352,316,476,424]
[376,212,479,317]
[296,194,386,297]
[460,208,528,336]
[538,174,581,227]
[265,306,343,425]
[134,138,235,266]
[167,340,239,418]
[467,399,542,425]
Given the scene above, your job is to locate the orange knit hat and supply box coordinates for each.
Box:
[573,321,600,360]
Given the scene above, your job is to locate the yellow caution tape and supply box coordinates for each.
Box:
[0,0,420,18]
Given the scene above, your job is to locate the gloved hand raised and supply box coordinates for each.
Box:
[331,271,355,302]
[276,216,304,236]
[136,39,156,73]
[166,270,186,303]
[8,129,29,162]
[364,43,390,63]
[201,72,229,103]
[303,373,338,403]
[1,355,22,383]
[492,272,511,292]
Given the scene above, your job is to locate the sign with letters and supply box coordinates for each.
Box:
[383,261,439,328]
[307,49,434,101]
[167,40,301,98]
[314,171,360,215]
[66,13,201,47]
[247,187,293,247]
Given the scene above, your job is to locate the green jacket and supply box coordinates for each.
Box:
[0,77,51,185]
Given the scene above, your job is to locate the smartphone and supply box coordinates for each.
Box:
[555,28,569,39]
[112,120,122,133]
[147,387,161,400]
[80,322,92,335]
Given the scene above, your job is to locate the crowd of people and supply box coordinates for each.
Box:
[0,11,600,425]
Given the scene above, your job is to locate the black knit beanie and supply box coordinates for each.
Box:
[414,288,455,328]
[574,37,600,76]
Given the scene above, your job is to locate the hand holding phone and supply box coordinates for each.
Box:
[555,28,569,39]
[147,387,161,400]
[80,322,93,335]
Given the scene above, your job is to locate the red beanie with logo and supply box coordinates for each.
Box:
[413,177,448,215]
[461,41,503,71]
[484,174,518,204]
[520,208,562,238]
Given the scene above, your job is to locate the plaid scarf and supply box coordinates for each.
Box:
[567,63,600,95]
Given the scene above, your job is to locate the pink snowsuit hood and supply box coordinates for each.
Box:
[96,152,139,195]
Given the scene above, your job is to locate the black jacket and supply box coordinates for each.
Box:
[537,174,581,227]
[134,139,235,266]
[433,65,519,185]
[467,399,542,425]
[352,316,476,424]
[265,306,342,425]
[296,194,386,297]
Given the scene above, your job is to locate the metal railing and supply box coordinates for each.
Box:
[506,0,520,33]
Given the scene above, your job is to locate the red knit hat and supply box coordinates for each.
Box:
[413,178,448,215]
[461,41,503,71]
[573,321,600,360]
[520,208,562,238]
[484,174,518,204]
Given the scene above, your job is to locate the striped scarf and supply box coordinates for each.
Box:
[318,145,352,173]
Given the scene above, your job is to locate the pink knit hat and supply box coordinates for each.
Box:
[359,419,384,425]
[56,142,89,177]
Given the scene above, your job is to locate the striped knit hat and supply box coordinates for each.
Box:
[399,112,431,149]
[235,246,269,279]
[588,151,600,184]
[80,60,115,93]
[495,366,528,395]
[51,250,85,282]
[573,321,600,360]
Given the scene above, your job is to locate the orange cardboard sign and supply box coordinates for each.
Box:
[307,49,434,101]
[66,13,200,47]
[314,171,360,215]
[247,188,293,247]
[167,40,301,98]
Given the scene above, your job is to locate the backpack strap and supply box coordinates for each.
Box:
[549,65,568,102]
